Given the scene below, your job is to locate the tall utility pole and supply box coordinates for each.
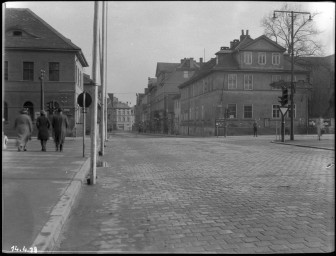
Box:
[100,1,106,156]
[90,1,99,185]
[273,10,312,141]
[105,1,108,142]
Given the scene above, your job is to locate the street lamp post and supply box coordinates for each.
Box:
[39,69,45,110]
[273,10,312,141]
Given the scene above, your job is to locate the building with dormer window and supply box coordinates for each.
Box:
[3,8,89,137]
[178,30,310,136]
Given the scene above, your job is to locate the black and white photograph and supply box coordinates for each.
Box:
[2,1,335,253]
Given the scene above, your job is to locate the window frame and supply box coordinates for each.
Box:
[5,61,8,80]
[244,52,252,64]
[258,52,266,65]
[244,74,253,90]
[228,74,237,89]
[243,104,253,119]
[272,53,280,65]
[23,62,34,81]
[272,105,281,119]
[49,62,60,81]
[227,104,237,119]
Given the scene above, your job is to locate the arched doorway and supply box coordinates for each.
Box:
[23,101,34,121]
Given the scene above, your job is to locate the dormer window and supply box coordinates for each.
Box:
[13,30,22,36]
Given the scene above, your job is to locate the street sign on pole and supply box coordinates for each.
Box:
[279,107,288,116]
[77,92,92,108]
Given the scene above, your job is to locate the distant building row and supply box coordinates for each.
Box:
[135,30,334,136]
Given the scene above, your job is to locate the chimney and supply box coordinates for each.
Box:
[246,30,249,36]
[199,57,203,64]
[240,29,245,41]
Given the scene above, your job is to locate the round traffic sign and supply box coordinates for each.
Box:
[77,92,92,108]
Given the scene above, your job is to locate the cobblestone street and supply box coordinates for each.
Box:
[55,133,335,253]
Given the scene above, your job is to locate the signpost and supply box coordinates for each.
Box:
[279,106,289,142]
[77,91,92,157]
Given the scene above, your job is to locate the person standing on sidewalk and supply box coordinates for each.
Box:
[36,110,51,152]
[253,120,258,137]
[316,116,324,141]
[52,108,69,152]
[14,108,33,152]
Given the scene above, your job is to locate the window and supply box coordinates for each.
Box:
[258,52,266,65]
[244,105,253,119]
[244,52,252,64]
[49,62,59,81]
[201,105,204,120]
[228,74,237,89]
[272,53,280,65]
[4,102,8,121]
[5,61,8,80]
[272,105,280,118]
[183,71,188,78]
[244,74,253,90]
[227,104,237,119]
[23,62,34,81]
[286,104,296,119]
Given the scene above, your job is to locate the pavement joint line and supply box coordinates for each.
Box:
[30,157,91,252]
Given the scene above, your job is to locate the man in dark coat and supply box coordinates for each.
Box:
[52,108,69,152]
[36,110,51,151]
[14,108,33,151]
[253,120,258,137]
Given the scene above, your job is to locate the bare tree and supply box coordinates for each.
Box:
[261,3,324,60]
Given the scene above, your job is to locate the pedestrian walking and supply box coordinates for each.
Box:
[316,116,324,141]
[14,108,33,152]
[36,110,51,152]
[52,108,69,152]
[253,120,258,137]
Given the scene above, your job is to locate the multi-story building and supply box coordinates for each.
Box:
[3,8,88,137]
[106,95,134,131]
[178,30,311,136]
[151,58,200,134]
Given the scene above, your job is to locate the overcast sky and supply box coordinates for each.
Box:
[4,1,335,106]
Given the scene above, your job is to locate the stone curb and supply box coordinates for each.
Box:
[270,141,334,151]
[30,157,91,253]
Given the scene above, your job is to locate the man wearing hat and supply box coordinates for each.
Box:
[51,107,69,152]
[36,110,51,151]
[14,108,33,151]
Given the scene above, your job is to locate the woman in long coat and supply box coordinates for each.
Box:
[52,108,69,152]
[36,110,51,151]
[14,108,33,151]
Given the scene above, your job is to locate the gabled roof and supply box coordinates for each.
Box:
[179,58,217,89]
[237,35,286,52]
[214,53,240,69]
[235,36,254,50]
[5,8,88,67]
[155,63,179,77]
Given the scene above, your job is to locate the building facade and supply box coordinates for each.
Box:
[178,30,311,136]
[152,58,200,134]
[3,8,88,137]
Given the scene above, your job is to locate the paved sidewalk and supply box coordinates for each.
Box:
[2,136,91,253]
[271,134,335,151]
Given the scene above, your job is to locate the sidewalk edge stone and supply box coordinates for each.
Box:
[30,157,91,253]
